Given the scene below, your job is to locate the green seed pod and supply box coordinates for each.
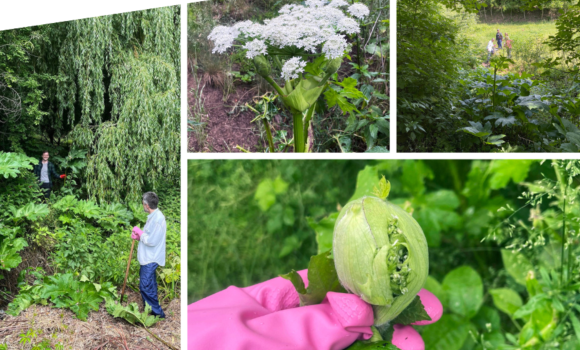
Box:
[333,196,428,325]
[253,55,271,78]
[324,57,342,75]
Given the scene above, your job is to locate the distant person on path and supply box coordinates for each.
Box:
[132,192,167,319]
[505,33,513,59]
[33,151,66,199]
[487,38,495,64]
[496,29,503,49]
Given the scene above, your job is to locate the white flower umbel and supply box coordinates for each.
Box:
[322,34,348,59]
[207,0,369,60]
[281,57,307,81]
[338,17,360,35]
[348,3,370,19]
[207,26,237,54]
[243,39,267,59]
[329,0,349,7]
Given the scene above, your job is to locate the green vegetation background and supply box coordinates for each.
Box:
[397,0,580,152]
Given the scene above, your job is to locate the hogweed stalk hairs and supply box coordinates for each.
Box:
[207,0,370,152]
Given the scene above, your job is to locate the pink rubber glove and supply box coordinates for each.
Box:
[188,270,442,350]
[131,226,143,240]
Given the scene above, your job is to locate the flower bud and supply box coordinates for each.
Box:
[333,196,428,325]
[253,55,271,78]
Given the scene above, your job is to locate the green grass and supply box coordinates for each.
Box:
[463,21,557,50]
[462,21,561,75]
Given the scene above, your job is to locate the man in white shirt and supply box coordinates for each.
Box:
[132,192,167,319]
[486,38,495,64]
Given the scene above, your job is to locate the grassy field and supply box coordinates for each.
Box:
[462,21,559,71]
[464,21,557,50]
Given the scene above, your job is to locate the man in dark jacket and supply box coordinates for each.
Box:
[33,151,66,199]
[496,29,503,49]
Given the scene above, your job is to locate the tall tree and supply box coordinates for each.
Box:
[0,6,180,202]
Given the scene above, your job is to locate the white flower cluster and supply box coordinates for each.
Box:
[347,3,370,19]
[281,57,307,81]
[243,39,267,59]
[207,0,370,60]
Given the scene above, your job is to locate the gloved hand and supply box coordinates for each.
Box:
[188,270,442,350]
[131,226,143,240]
[60,174,66,179]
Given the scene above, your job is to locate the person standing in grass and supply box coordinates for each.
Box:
[33,151,66,199]
[487,38,495,63]
[132,192,167,319]
[496,29,503,49]
[505,33,512,59]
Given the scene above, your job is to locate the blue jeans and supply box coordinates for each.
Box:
[498,39,502,49]
[140,263,165,318]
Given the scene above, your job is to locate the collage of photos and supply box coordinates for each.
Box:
[1,0,580,350]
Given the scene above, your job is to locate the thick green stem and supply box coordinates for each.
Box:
[292,110,305,153]
[262,118,275,153]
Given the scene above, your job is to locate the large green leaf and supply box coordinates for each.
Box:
[501,249,534,285]
[459,121,492,138]
[10,203,49,222]
[106,300,161,327]
[488,160,536,189]
[0,152,37,179]
[489,288,523,316]
[442,266,483,319]
[422,314,470,350]
[0,237,28,271]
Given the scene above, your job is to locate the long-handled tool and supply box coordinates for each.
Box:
[120,239,136,304]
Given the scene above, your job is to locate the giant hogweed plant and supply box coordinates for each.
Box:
[207,0,370,152]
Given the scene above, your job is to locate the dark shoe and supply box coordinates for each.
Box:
[149,311,166,319]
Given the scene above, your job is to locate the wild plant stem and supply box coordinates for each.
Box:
[292,110,305,153]
[492,65,497,112]
[263,76,286,97]
[262,118,275,153]
[553,160,568,286]
[509,316,522,332]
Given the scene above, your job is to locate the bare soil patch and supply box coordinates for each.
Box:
[188,71,292,153]
[0,290,180,350]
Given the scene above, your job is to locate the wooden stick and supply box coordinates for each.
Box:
[121,239,136,304]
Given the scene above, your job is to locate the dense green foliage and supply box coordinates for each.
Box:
[188,0,388,152]
[1,152,181,322]
[397,0,580,152]
[189,159,580,349]
[0,7,180,201]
